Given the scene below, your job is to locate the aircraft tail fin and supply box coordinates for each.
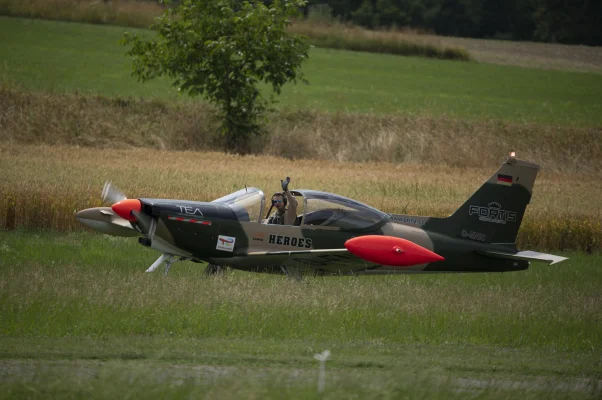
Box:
[425,156,540,245]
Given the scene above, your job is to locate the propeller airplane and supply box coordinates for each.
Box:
[76,155,567,279]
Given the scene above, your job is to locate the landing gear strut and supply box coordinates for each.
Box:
[145,253,182,276]
[281,265,303,281]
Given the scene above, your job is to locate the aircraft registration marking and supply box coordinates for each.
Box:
[168,215,212,225]
[460,229,487,242]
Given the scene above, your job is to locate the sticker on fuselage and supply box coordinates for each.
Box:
[177,206,204,216]
[268,234,312,248]
[168,215,212,225]
[216,235,236,252]
[389,214,426,225]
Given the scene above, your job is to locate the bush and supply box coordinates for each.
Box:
[292,21,470,60]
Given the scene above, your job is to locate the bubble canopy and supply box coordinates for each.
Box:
[213,188,388,230]
[293,190,388,230]
[212,187,265,223]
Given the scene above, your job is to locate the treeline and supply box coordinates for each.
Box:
[306,0,602,46]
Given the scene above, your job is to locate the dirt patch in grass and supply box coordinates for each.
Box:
[412,34,602,74]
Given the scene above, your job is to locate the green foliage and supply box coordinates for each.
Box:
[306,3,335,23]
[122,0,310,152]
[533,0,602,45]
[327,0,602,45]
[351,0,375,28]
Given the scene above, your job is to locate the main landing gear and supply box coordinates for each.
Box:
[204,264,226,276]
[145,253,182,276]
[145,254,225,277]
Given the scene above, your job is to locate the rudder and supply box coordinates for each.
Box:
[425,156,540,245]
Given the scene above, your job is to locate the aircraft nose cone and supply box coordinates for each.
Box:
[111,199,141,222]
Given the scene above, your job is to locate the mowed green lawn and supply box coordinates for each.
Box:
[0,231,601,398]
[1,17,602,126]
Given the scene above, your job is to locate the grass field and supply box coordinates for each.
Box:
[0,230,600,398]
[3,0,602,73]
[2,17,602,126]
[0,0,470,61]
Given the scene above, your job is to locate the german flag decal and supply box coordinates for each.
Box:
[497,174,513,186]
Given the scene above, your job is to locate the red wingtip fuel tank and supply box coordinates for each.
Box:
[111,199,141,222]
[345,235,444,267]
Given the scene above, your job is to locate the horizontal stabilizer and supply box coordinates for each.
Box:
[478,250,568,265]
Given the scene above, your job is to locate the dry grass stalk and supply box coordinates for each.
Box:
[289,19,470,60]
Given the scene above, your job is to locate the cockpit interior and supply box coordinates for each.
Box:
[212,188,388,231]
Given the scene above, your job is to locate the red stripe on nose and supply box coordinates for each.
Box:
[111,199,142,222]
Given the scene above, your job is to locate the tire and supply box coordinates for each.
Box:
[204,264,225,275]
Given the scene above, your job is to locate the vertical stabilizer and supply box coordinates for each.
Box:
[424,156,540,245]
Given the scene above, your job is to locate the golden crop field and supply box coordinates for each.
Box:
[1,144,600,251]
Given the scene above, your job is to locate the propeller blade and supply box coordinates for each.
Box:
[131,209,154,235]
[101,181,127,205]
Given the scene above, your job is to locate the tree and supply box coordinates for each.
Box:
[374,0,409,28]
[123,0,310,152]
[533,0,602,45]
[351,0,376,28]
[433,0,482,37]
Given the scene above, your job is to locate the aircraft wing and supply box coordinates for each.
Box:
[477,250,568,265]
[247,249,349,257]
[246,235,446,269]
[246,248,364,270]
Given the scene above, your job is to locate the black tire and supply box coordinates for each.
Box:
[204,264,225,275]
